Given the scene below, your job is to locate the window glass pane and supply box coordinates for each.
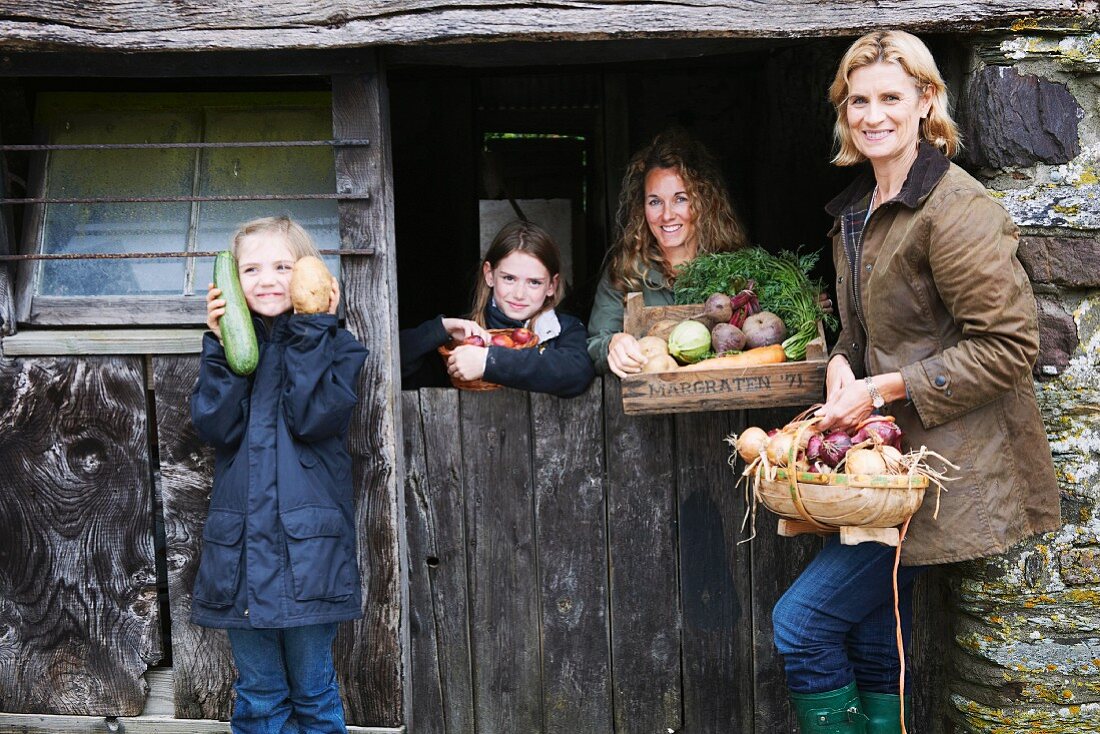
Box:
[38,111,199,296]
[193,106,339,289]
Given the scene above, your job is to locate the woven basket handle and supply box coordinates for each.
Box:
[787,418,833,532]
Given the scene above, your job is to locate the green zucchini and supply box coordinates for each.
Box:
[213,251,259,376]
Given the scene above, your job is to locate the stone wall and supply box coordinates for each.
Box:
[947,16,1100,732]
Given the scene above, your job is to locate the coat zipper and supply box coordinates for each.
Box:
[840,213,871,339]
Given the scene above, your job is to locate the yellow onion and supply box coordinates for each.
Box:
[844,448,887,475]
[736,426,770,463]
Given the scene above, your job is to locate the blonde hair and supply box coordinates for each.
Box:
[829,30,960,166]
[231,216,321,261]
[469,220,563,330]
[608,129,747,293]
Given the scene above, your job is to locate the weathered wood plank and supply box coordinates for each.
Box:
[0,712,403,734]
[2,329,206,356]
[18,296,206,327]
[530,382,612,734]
[0,357,160,715]
[460,388,542,733]
[402,389,475,734]
[745,407,821,733]
[332,71,407,727]
[602,377,682,733]
[0,124,14,336]
[150,355,235,720]
[911,568,954,732]
[0,2,1074,51]
[675,410,754,733]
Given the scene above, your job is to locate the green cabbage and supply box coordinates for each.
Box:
[667,320,711,364]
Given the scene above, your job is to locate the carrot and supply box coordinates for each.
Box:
[677,344,787,372]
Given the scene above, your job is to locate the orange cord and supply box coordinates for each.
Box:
[894,517,912,734]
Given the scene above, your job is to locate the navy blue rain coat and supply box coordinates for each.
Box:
[189,313,368,629]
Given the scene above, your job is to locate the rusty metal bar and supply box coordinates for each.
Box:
[0,248,374,262]
[0,139,371,152]
[2,192,370,205]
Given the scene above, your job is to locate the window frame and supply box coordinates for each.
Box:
[14,90,338,328]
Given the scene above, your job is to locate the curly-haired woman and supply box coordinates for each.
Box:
[586,128,749,376]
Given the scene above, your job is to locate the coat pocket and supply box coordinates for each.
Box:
[282,506,355,601]
[193,509,245,608]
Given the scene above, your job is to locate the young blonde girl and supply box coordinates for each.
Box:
[191,215,368,734]
[400,219,594,397]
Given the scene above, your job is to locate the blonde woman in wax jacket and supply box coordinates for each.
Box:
[771,30,1061,733]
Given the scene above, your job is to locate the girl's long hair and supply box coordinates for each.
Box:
[231,215,321,260]
[608,129,747,293]
[829,30,960,165]
[469,220,563,330]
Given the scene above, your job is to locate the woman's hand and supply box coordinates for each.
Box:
[442,317,491,345]
[607,332,647,378]
[817,290,834,316]
[816,356,864,431]
[447,345,488,381]
[205,283,225,342]
[327,278,341,315]
[825,354,855,399]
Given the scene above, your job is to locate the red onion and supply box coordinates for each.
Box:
[817,430,853,467]
[806,433,824,463]
[853,420,903,449]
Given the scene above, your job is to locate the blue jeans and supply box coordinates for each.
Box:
[227,623,346,734]
[773,536,926,694]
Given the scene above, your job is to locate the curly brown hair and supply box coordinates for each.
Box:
[607,129,747,293]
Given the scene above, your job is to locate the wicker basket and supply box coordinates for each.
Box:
[437,328,540,391]
[757,468,927,531]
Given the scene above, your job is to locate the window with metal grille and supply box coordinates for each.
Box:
[12,91,346,327]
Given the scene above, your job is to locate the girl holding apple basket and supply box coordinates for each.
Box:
[399,219,594,397]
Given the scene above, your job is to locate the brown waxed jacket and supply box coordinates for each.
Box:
[826,143,1061,566]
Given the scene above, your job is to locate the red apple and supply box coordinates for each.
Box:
[511,327,535,346]
[463,335,485,347]
[490,333,515,348]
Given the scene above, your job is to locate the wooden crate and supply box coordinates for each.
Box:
[620,292,827,415]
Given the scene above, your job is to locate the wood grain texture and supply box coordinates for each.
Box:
[332,71,406,727]
[530,382,612,734]
[150,355,235,721]
[675,409,753,733]
[911,568,954,732]
[602,378,682,733]
[0,126,14,336]
[2,329,205,356]
[19,296,206,328]
[0,2,1073,51]
[460,388,542,733]
[745,407,821,733]
[402,389,474,734]
[0,356,160,715]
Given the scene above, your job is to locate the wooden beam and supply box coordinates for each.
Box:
[0,713,403,734]
[0,2,1077,53]
[331,69,408,727]
[1,329,206,356]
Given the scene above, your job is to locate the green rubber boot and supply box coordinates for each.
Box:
[860,692,913,733]
[790,681,869,732]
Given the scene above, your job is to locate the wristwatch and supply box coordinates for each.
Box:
[864,377,885,409]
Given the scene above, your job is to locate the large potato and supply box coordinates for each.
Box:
[291,256,334,314]
[637,335,669,360]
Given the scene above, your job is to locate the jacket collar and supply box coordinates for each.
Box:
[825,142,951,217]
[254,312,291,343]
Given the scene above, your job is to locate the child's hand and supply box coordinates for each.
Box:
[205,283,226,342]
[607,332,646,378]
[447,345,488,382]
[442,318,491,345]
[326,277,341,315]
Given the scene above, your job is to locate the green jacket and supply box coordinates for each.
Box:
[586,268,674,373]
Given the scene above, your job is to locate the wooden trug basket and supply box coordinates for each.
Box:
[437,328,539,391]
[757,468,927,547]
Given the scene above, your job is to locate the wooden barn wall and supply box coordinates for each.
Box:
[401,380,948,733]
[0,357,161,716]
